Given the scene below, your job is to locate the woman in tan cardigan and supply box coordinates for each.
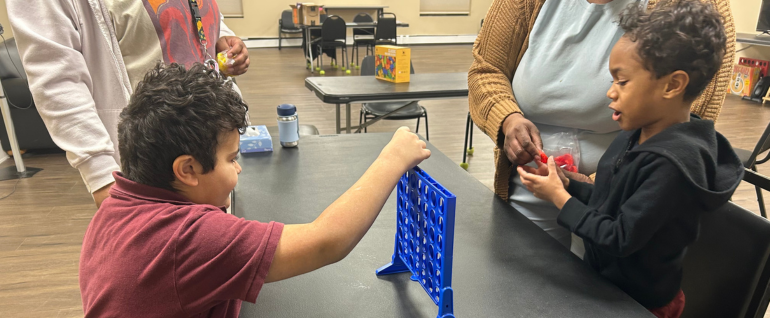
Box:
[468,0,734,248]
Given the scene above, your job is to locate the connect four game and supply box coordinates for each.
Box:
[376,167,456,318]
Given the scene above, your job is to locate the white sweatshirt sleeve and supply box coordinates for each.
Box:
[219,12,236,38]
[7,0,119,193]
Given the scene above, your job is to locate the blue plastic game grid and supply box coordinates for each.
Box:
[376,167,456,318]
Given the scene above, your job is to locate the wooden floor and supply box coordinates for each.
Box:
[1,44,768,317]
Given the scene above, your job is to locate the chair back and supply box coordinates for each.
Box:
[353,13,374,36]
[0,38,25,80]
[280,9,299,30]
[321,15,346,42]
[361,55,415,77]
[680,202,770,318]
[747,121,770,167]
[375,13,397,43]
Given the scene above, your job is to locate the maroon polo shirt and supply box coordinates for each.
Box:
[79,172,283,317]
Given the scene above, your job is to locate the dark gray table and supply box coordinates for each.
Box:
[304,73,469,134]
[233,133,652,318]
[736,32,770,47]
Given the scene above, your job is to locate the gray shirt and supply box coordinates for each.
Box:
[512,0,641,174]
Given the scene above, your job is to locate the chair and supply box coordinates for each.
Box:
[735,121,770,218]
[313,15,349,75]
[278,9,302,50]
[0,37,59,152]
[351,13,375,69]
[680,201,770,318]
[374,13,397,45]
[358,56,429,140]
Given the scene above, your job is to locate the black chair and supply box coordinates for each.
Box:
[374,13,397,45]
[0,38,59,152]
[358,56,428,140]
[735,121,770,218]
[278,9,302,50]
[312,15,348,75]
[680,201,770,318]
[351,13,375,69]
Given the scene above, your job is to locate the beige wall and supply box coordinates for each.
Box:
[733,0,770,60]
[0,1,13,39]
[223,0,494,38]
[0,0,491,39]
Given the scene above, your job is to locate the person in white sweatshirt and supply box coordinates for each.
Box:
[6,0,250,207]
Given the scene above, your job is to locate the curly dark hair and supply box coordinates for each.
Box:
[118,63,249,191]
[618,0,726,100]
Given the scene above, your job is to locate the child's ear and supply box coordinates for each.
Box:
[662,70,689,100]
[172,155,200,187]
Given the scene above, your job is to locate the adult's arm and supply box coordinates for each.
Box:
[7,0,119,193]
[468,0,542,147]
[686,0,735,122]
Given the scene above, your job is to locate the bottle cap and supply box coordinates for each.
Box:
[277,104,297,116]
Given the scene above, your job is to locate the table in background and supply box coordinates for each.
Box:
[304,73,468,134]
[323,5,389,17]
[233,133,652,318]
[736,32,770,50]
[302,21,410,70]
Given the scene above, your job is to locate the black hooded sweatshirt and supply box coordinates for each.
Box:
[557,114,744,309]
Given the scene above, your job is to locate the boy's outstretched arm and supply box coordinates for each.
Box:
[265,127,431,283]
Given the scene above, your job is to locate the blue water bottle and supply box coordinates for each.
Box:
[277,104,299,147]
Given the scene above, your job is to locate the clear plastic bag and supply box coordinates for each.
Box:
[217,51,236,75]
[538,131,580,173]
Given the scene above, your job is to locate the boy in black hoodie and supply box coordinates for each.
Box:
[517,0,745,317]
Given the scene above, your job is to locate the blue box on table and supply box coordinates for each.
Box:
[240,125,273,153]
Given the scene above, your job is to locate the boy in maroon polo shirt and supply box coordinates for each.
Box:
[78,63,432,317]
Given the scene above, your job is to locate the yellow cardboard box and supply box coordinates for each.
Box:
[290,3,325,26]
[375,45,411,83]
[730,64,761,97]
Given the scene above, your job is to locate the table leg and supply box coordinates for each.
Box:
[336,104,341,134]
[346,103,351,134]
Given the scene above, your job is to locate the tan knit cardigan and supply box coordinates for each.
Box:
[468,0,736,200]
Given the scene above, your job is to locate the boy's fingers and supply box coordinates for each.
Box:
[547,156,557,172]
[520,165,538,175]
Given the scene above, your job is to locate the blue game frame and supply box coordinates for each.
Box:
[376,167,457,318]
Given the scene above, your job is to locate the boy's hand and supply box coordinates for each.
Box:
[520,158,569,188]
[518,156,571,209]
[380,127,432,171]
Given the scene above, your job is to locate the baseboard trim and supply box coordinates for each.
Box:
[244,34,477,49]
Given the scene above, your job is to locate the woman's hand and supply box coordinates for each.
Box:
[563,170,594,184]
[518,157,572,209]
[216,36,250,75]
[502,113,542,165]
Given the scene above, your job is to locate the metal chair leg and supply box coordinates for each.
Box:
[424,111,429,141]
[753,165,767,218]
[468,113,473,150]
[279,31,282,50]
[359,107,364,132]
[462,114,470,163]
[416,116,420,134]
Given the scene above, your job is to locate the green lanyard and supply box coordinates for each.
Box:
[187,0,217,69]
